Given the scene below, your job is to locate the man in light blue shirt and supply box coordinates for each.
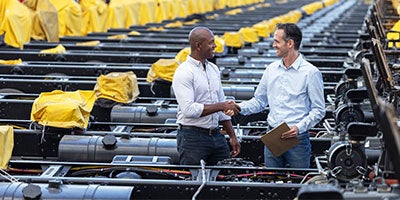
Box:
[238,23,325,168]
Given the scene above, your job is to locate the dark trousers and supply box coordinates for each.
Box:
[176,127,230,165]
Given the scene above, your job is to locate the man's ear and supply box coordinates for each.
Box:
[288,39,294,48]
[196,41,202,50]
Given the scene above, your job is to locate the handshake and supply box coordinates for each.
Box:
[223,100,241,116]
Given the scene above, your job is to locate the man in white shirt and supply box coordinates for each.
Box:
[172,27,241,165]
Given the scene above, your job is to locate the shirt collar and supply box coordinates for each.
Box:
[279,53,304,70]
[187,55,209,69]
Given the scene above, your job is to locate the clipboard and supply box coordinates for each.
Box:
[260,122,300,157]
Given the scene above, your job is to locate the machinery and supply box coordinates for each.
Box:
[1,0,400,199]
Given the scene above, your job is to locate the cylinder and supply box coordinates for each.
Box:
[0,182,133,199]
[222,85,255,100]
[110,105,178,124]
[221,69,263,79]
[58,135,179,164]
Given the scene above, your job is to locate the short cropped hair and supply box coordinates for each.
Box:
[276,23,302,50]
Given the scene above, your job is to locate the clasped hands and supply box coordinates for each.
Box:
[222,100,240,116]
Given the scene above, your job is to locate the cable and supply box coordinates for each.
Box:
[192,160,206,200]
[300,172,323,184]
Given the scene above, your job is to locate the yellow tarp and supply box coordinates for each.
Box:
[387,20,400,48]
[147,26,164,32]
[0,0,32,49]
[156,0,179,23]
[39,44,66,54]
[215,0,227,10]
[79,0,108,35]
[0,58,22,65]
[239,27,259,43]
[128,30,141,36]
[164,21,183,28]
[225,8,243,15]
[133,0,156,26]
[76,40,100,46]
[147,59,179,82]
[223,32,244,48]
[322,0,339,7]
[24,0,59,42]
[31,90,96,129]
[0,126,13,169]
[177,0,189,18]
[188,0,201,15]
[301,2,324,15]
[49,0,82,37]
[175,47,190,64]
[94,71,139,104]
[107,34,128,40]
[105,0,126,29]
[214,35,226,54]
[183,19,199,25]
[107,0,157,28]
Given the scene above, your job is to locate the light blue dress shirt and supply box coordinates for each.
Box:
[172,56,230,129]
[238,54,325,133]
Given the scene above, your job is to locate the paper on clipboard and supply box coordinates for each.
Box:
[260,122,300,157]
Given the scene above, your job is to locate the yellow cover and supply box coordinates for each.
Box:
[75,40,100,46]
[0,58,22,65]
[251,23,264,37]
[155,0,178,23]
[301,2,324,15]
[387,20,400,48]
[203,0,214,12]
[120,0,157,27]
[165,21,183,28]
[188,0,200,15]
[146,59,179,82]
[107,34,128,39]
[225,8,242,15]
[147,26,164,32]
[183,19,198,25]
[24,0,59,42]
[128,30,141,36]
[94,72,139,104]
[79,0,108,35]
[39,44,66,54]
[31,90,96,129]
[214,35,226,54]
[0,126,13,169]
[398,5,400,16]
[49,0,82,37]
[0,0,32,49]
[247,6,256,11]
[215,0,227,10]
[136,0,156,26]
[105,0,126,29]
[322,0,339,7]
[175,47,190,64]
[239,27,259,43]
[223,32,244,48]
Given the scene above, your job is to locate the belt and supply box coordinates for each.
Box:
[178,124,220,135]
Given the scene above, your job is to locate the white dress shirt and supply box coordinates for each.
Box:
[172,56,230,129]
